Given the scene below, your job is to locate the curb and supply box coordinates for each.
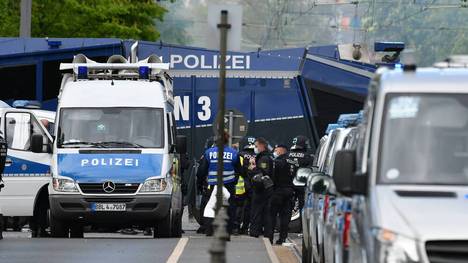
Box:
[263,238,281,263]
[286,237,302,262]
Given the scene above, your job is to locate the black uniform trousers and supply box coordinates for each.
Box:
[233,192,251,233]
[265,187,294,243]
[249,189,272,237]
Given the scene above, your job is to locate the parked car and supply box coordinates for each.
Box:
[301,113,361,263]
[334,65,468,263]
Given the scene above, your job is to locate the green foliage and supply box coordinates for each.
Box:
[0,0,20,36]
[0,0,167,41]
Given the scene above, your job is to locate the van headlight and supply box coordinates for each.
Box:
[52,177,78,192]
[373,228,420,263]
[139,178,167,192]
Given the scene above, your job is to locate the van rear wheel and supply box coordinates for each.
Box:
[50,214,69,238]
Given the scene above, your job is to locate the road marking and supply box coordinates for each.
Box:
[167,237,189,263]
[263,238,281,263]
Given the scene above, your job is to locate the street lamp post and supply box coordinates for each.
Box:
[209,10,231,263]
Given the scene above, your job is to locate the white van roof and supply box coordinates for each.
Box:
[60,80,167,108]
[0,101,11,108]
[380,68,468,94]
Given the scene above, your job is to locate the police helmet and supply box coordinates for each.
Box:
[290,135,309,150]
[242,136,256,150]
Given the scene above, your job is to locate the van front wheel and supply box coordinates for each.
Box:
[154,210,172,238]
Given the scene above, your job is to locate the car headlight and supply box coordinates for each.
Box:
[373,228,420,263]
[139,178,167,192]
[52,177,78,192]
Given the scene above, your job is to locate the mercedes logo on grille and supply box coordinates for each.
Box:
[102,181,116,193]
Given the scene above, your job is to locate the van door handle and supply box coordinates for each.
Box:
[5,158,12,167]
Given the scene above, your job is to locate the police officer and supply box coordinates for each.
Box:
[197,132,242,236]
[265,144,293,244]
[287,135,314,214]
[0,135,8,240]
[233,136,255,235]
[248,137,274,238]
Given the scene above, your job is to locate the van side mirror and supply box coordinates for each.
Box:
[176,135,187,154]
[333,150,368,196]
[31,134,44,153]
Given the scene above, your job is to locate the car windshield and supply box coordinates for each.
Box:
[379,93,468,185]
[58,108,164,148]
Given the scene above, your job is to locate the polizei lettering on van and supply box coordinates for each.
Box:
[80,158,140,167]
[163,54,251,70]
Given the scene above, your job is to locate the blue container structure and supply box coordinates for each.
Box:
[0,38,402,157]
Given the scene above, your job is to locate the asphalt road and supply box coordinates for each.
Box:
[0,213,292,263]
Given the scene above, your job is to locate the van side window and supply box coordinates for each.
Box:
[5,112,49,151]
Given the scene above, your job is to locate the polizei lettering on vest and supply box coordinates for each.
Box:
[80,158,140,167]
[208,151,234,160]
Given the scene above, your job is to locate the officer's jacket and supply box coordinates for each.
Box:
[239,150,255,176]
[249,150,274,192]
[198,146,241,185]
[273,153,293,188]
[286,150,314,178]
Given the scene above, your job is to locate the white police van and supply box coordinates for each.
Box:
[0,100,55,234]
[48,50,186,238]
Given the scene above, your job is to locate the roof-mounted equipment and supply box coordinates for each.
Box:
[60,54,170,81]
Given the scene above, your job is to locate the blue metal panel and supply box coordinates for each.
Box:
[301,58,371,96]
[0,38,121,57]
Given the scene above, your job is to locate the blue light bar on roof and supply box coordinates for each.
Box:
[139,66,150,79]
[77,66,87,79]
[12,100,41,109]
[337,113,362,127]
[47,40,62,49]
[374,42,405,52]
[326,123,342,134]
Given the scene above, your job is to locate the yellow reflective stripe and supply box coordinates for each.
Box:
[235,176,246,195]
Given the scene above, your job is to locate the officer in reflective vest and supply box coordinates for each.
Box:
[197,132,242,236]
[233,136,255,234]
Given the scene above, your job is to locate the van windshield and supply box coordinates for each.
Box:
[57,108,164,148]
[379,94,468,185]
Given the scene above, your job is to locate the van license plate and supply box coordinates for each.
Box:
[92,203,126,211]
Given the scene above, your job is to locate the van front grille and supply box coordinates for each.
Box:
[79,183,139,194]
